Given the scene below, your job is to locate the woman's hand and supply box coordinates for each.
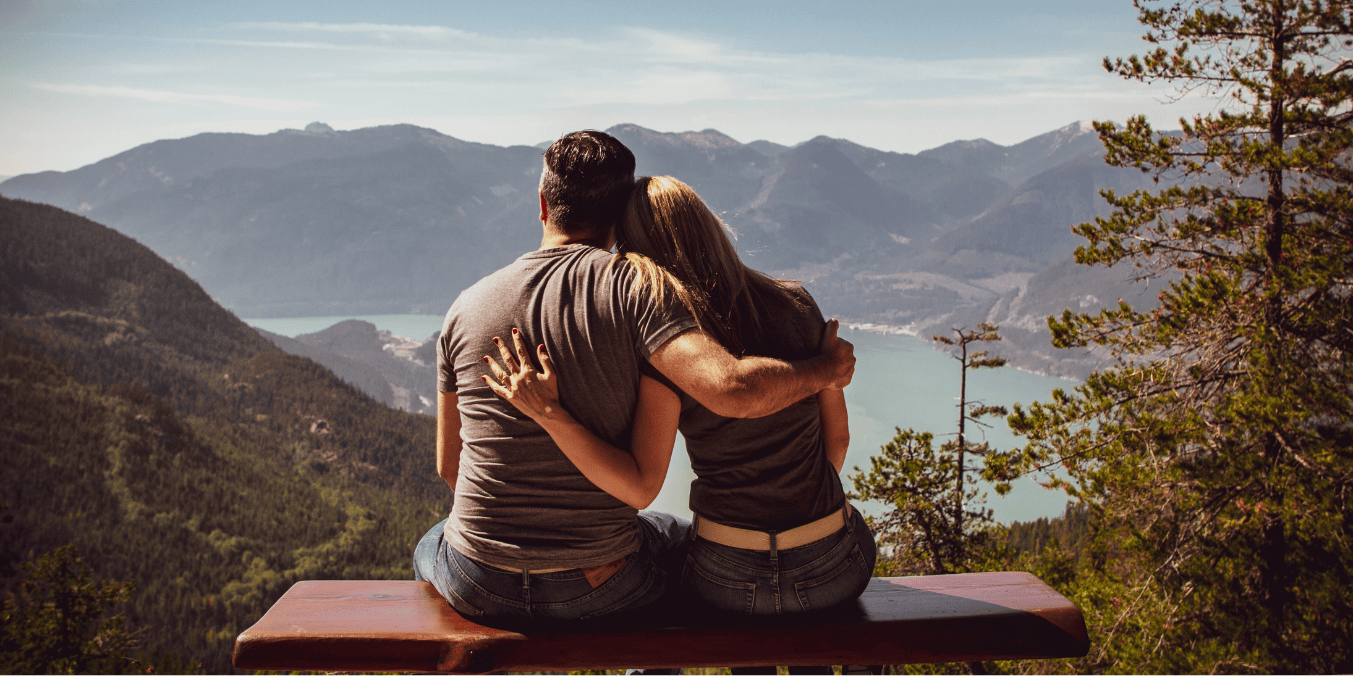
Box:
[485,329,679,510]
[483,329,568,425]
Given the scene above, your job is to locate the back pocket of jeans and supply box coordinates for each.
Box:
[793,545,870,613]
[575,564,662,621]
[681,555,757,615]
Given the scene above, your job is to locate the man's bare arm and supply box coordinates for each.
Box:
[649,319,855,419]
[436,390,462,491]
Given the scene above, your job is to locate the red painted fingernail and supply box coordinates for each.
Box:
[483,356,489,362]
[493,337,500,344]
[512,328,519,335]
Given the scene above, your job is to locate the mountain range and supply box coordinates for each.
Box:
[0,121,1160,378]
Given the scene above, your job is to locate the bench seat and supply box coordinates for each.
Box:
[232,571,1089,674]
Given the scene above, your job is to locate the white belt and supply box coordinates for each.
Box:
[694,504,852,551]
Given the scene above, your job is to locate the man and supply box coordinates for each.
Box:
[413,130,854,627]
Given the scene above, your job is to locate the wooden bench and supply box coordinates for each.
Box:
[232,571,1089,674]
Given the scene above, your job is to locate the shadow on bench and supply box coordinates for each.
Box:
[232,571,1089,674]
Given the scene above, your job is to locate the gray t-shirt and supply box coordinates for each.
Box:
[438,245,697,570]
[654,284,845,531]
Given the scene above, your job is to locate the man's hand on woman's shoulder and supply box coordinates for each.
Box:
[819,319,855,390]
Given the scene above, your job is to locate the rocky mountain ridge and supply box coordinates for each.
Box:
[259,320,438,415]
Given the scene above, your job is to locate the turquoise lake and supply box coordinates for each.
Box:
[246,314,1077,524]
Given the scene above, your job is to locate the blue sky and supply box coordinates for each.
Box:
[1,0,1215,177]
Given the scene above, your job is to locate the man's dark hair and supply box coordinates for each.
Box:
[540,130,636,235]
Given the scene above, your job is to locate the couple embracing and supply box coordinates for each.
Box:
[413,130,876,628]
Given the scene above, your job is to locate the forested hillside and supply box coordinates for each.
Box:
[0,196,446,672]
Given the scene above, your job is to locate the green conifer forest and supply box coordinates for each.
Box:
[0,196,447,673]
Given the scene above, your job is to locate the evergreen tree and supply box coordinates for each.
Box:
[0,545,140,674]
[851,324,1012,576]
[1007,1,1353,670]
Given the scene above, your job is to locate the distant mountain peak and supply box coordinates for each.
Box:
[948,138,1000,150]
[304,121,335,134]
[606,123,662,138]
[606,123,743,150]
[1049,120,1096,140]
[1022,120,1105,156]
[746,140,788,157]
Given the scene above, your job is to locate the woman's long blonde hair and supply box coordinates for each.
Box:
[616,175,803,357]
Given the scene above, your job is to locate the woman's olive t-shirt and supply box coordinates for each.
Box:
[655,284,846,531]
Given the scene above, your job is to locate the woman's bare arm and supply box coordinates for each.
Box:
[816,388,849,473]
[484,330,679,509]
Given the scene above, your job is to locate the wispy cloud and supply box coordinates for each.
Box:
[225,21,1087,83]
[214,23,1106,107]
[242,21,475,40]
[176,37,421,53]
[622,28,747,65]
[564,69,739,107]
[30,83,317,112]
[25,24,1126,117]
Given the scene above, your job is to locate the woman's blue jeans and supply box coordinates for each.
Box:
[680,505,876,615]
[413,512,690,629]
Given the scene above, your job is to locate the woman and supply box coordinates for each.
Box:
[485,176,875,616]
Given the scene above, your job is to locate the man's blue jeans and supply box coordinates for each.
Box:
[680,505,876,615]
[414,512,690,628]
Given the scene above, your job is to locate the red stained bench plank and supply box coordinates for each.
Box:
[233,572,1088,674]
